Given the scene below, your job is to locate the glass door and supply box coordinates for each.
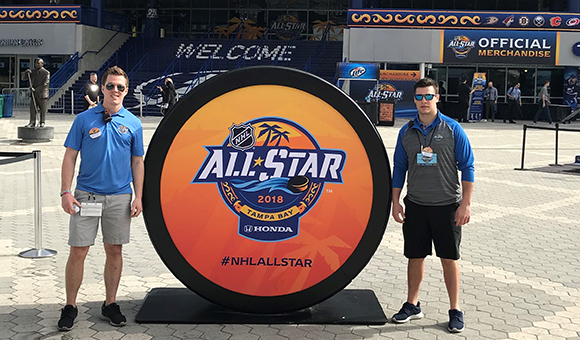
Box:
[0,56,15,91]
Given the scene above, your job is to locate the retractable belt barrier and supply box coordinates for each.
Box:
[0,151,57,258]
[515,124,580,170]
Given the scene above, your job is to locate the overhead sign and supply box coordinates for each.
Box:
[379,70,420,81]
[348,9,580,31]
[337,62,379,80]
[443,30,557,65]
[143,66,391,314]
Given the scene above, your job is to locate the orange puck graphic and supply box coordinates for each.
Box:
[144,66,391,314]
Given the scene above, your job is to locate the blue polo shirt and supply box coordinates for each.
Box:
[64,103,144,195]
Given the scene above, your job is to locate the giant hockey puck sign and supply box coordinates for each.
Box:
[143,66,391,314]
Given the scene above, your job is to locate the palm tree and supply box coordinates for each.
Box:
[271,130,290,146]
[257,123,282,146]
[214,25,229,39]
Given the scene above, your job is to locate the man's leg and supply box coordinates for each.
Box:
[65,246,90,306]
[533,104,543,123]
[104,243,123,305]
[441,258,460,310]
[27,100,36,127]
[38,97,47,126]
[545,106,553,123]
[407,258,425,305]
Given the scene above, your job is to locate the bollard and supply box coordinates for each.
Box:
[19,150,57,258]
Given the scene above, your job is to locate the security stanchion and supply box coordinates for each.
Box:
[0,150,58,258]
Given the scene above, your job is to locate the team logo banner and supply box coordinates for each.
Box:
[143,66,390,314]
[443,30,557,65]
[348,9,580,32]
[469,73,486,121]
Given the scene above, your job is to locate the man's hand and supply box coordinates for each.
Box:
[61,193,81,215]
[455,203,471,226]
[392,201,406,223]
[131,197,143,217]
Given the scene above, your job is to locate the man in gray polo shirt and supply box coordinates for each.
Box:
[391,78,475,333]
[483,81,498,122]
[533,80,553,125]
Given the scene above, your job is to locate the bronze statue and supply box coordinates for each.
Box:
[25,58,50,128]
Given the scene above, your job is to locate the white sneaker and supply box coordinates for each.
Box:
[481,119,487,122]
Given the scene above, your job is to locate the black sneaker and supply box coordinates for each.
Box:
[100,302,127,327]
[391,301,424,323]
[448,309,465,333]
[57,304,78,331]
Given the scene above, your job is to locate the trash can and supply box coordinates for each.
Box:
[2,94,14,118]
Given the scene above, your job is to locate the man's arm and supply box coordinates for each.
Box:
[392,187,405,223]
[84,94,94,106]
[130,155,144,217]
[61,147,81,214]
[455,181,473,226]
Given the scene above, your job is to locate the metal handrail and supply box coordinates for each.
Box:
[515,123,580,170]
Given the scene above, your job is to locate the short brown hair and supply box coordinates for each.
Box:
[414,78,439,94]
[101,66,129,87]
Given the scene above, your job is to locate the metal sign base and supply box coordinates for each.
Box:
[19,248,57,258]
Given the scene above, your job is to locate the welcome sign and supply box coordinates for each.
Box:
[443,30,557,65]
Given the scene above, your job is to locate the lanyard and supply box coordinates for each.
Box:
[415,127,435,150]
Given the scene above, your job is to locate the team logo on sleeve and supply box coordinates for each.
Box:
[191,117,346,242]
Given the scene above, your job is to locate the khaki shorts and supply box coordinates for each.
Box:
[68,189,132,247]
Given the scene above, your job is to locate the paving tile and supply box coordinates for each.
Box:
[0,114,579,339]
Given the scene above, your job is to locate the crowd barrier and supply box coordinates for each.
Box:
[0,151,57,258]
[516,123,580,170]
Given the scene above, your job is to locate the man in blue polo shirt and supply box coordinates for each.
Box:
[391,78,474,333]
[58,66,144,331]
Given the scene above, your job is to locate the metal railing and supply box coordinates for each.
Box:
[516,123,580,170]
[0,151,57,258]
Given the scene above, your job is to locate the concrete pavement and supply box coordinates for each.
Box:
[0,110,579,340]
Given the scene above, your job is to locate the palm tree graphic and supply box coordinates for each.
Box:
[257,123,283,146]
[271,130,290,146]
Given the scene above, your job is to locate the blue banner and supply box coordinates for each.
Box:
[337,63,379,80]
[469,73,486,121]
[443,30,557,65]
[348,9,580,32]
[563,66,578,109]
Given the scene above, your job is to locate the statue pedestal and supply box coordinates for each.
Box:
[17,126,54,143]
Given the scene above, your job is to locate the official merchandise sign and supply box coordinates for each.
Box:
[143,66,391,314]
[444,30,557,65]
[337,62,379,80]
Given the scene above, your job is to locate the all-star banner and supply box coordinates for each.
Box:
[348,9,580,31]
[443,30,557,65]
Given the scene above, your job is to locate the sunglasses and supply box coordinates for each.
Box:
[105,83,126,92]
[414,94,437,101]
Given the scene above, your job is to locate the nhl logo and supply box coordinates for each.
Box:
[229,123,256,151]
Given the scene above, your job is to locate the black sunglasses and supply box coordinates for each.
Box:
[414,94,437,101]
[105,83,126,92]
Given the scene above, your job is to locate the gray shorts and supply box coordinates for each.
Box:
[68,189,132,247]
